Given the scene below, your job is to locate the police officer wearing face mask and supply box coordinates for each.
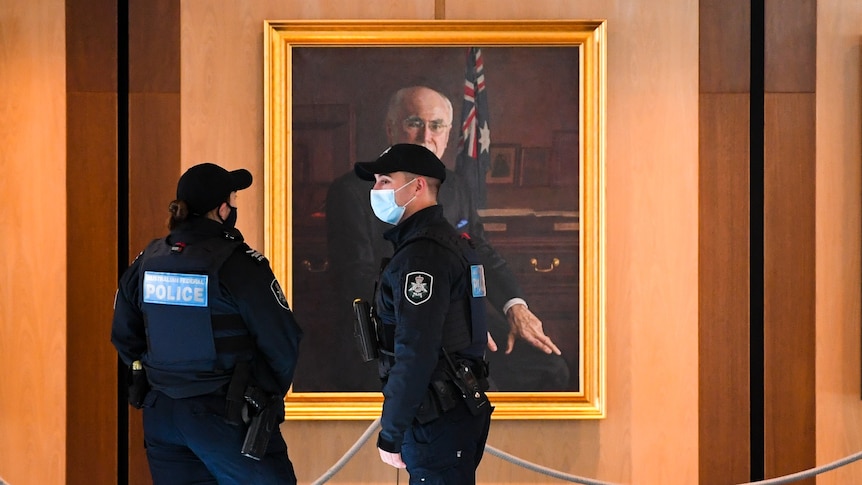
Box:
[354,144,493,485]
[111,162,303,484]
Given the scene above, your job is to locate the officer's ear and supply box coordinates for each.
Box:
[217,201,231,220]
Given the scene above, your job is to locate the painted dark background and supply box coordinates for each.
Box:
[288,46,581,393]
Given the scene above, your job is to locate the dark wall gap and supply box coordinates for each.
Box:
[749,0,766,481]
[116,0,130,483]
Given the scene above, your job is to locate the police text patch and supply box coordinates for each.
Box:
[405,271,433,305]
[143,271,208,307]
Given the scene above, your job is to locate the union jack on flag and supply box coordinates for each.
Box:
[455,47,491,210]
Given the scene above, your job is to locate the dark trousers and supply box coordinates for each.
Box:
[142,391,297,485]
[400,401,493,485]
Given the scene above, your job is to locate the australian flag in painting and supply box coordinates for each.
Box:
[455,47,491,210]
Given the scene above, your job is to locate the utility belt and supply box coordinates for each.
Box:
[415,355,490,424]
[352,298,491,423]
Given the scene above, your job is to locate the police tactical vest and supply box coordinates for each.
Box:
[138,236,253,386]
[383,227,488,359]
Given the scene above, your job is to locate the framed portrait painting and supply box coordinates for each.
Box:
[264,20,606,420]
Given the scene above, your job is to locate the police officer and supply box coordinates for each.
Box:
[354,144,493,484]
[111,162,303,484]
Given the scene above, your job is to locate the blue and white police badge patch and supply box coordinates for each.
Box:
[270,279,289,310]
[404,271,433,305]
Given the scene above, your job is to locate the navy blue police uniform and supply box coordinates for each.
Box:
[111,216,302,485]
[375,204,493,485]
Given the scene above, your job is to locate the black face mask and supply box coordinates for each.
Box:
[220,204,238,228]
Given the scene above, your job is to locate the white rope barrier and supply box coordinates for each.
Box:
[308,417,862,485]
[483,444,618,484]
[735,449,862,485]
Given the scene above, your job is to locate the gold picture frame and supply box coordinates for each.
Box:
[264,20,606,420]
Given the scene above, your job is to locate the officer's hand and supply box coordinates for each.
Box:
[378,448,407,469]
[486,331,498,352]
[505,304,562,355]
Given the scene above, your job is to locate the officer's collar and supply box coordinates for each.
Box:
[168,216,243,244]
[383,205,444,246]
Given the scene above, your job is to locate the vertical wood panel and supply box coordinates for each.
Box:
[764,0,816,93]
[65,0,117,92]
[814,2,862,484]
[698,93,751,485]
[128,94,181,249]
[65,92,118,485]
[698,2,752,482]
[0,1,68,483]
[65,0,119,483]
[699,0,751,93]
[763,93,815,482]
[129,0,180,93]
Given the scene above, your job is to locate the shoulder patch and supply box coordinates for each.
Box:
[404,271,433,305]
[245,247,267,264]
[270,278,289,310]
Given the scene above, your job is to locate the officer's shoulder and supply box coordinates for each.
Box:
[235,242,269,265]
[401,235,452,257]
[131,237,165,264]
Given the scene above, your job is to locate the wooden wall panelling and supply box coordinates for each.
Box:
[763,93,816,482]
[65,0,117,93]
[698,2,752,483]
[127,96,181,254]
[814,3,862,484]
[0,0,68,483]
[65,0,118,482]
[699,0,751,93]
[764,0,816,93]
[698,93,752,485]
[129,0,180,93]
[763,1,816,481]
[65,92,119,484]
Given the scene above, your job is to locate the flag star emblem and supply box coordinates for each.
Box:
[479,121,490,154]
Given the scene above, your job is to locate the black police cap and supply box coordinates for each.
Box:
[354,144,446,183]
[176,162,252,215]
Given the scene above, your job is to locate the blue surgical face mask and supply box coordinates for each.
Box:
[369,178,417,225]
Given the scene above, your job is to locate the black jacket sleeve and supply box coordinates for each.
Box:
[220,247,303,396]
[110,248,150,367]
